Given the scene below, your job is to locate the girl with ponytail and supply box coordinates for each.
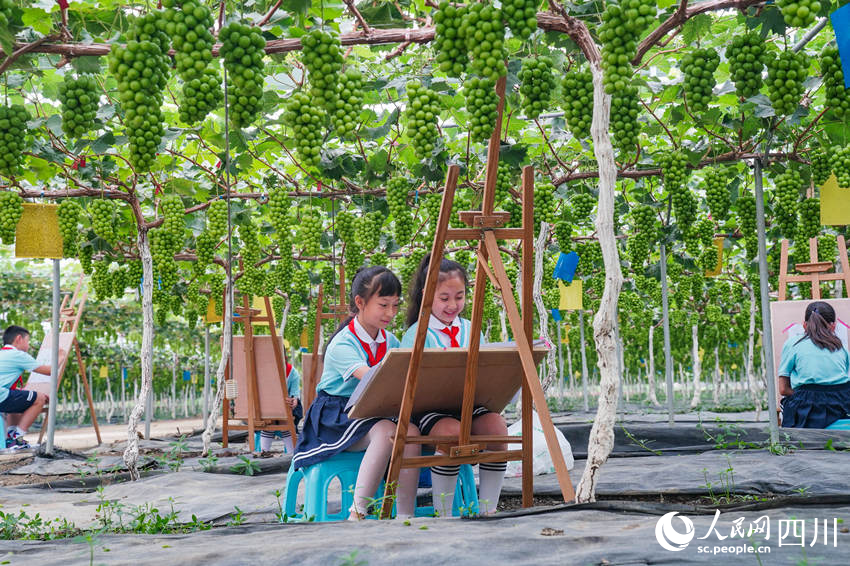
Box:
[779,301,850,428]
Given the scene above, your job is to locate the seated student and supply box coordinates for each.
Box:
[259,362,302,455]
[0,326,53,448]
[401,254,508,517]
[293,266,421,520]
[779,301,850,428]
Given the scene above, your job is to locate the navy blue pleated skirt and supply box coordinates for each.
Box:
[781,381,850,429]
[292,391,380,469]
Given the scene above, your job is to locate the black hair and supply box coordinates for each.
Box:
[3,325,29,346]
[795,301,842,352]
[406,252,469,328]
[325,265,402,352]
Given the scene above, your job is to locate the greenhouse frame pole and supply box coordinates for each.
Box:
[44,259,61,455]
[556,321,564,393]
[579,309,589,411]
[753,159,780,445]
[203,325,211,423]
[660,243,675,424]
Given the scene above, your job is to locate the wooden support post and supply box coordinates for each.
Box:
[520,165,534,506]
[75,339,101,444]
[457,242,488,454]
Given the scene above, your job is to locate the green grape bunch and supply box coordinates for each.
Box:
[465,77,499,142]
[810,146,833,186]
[194,231,215,271]
[657,150,691,192]
[610,85,640,154]
[268,187,291,233]
[494,162,515,205]
[627,232,650,267]
[726,33,768,100]
[703,167,731,222]
[300,29,343,111]
[160,195,185,239]
[206,199,228,239]
[533,182,556,228]
[300,209,324,255]
[284,91,324,169]
[631,204,656,239]
[179,67,223,125]
[571,192,596,221]
[433,3,469,77]
[599,0,655,93]
[163,0,215,82]
[561,68,593,139]
[766,50,809,117]
[821,47,850,118]
[773,168,802,238]
[336,210,356,243]
[833,145,850,188]
[355,211,383,250]
[58,75,99,139]
[89,199,117,245]
[331,68,364,138]
[0,104,32,175]
[777,0,820,28]
[387,178,414,244]
[0,191,22,245]
[681,48,720,113]
[404,82,441,159]
[219,23,266,128]
[0,0,14,29]
[695,217,715,247]
[57,199,82,256]
[461,4,507,81]
[554,218,573,252]
[519,56,556,119]
[736,193,758,259]
[798,197,820,240]
[502,0,538,42]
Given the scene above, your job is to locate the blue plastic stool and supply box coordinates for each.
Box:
[282,451,478,522]
[826,419,850,430]
[0,413,5,449]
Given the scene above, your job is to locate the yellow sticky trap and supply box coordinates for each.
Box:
[99,365,108,378]
[705,237,725,277]
[300,327,309,349]
[698,348,705,362]
[561,324,570,344]
[731,363,738,370]
[15,203,63,258]
[558,279,583,310]
[204,297,222,324]
[820,174,850,226]
[251,296,274,327]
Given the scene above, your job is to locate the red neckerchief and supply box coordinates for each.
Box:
[285,362,293,377]
[348,319,387,367]
[440,326,461,348]
[2,345,25,389]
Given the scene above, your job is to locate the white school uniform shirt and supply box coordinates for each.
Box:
[400,315,484,349]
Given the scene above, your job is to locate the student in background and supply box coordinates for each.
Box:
[402,254,507,516]
[293,266,421,520]
[0,326,53,449]
[259,362,302,455]
[779,301,850,428]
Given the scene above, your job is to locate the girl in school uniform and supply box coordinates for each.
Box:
[401,254,508,517]
[293,266,421,520]
[779,301,850,428]
[259,362,302,455]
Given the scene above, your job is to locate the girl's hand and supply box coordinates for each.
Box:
[287,397,298,408]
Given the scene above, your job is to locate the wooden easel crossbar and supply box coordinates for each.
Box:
[777,236,850,301]
[221,292,298,452]
[380,77,574,517]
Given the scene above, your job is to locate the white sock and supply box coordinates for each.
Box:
[430,465,459,517]
[478,462,506,514]
[281,433,294,454]
[260,431,275,452]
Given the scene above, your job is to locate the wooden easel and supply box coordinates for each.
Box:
[777,236,850,300]
[303,265,348,411]
[381,77,575,517]
[37,275,101,445]
[221,293,298,452]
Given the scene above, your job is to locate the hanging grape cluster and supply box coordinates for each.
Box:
[810,147,833,186]
[284,92,324,169]
[777,0,820,28]
[533,182,556,230]
[268,187,291,236]
[179,67,224,125]
[219,23,266,127]
[502,0,538,42]
[206,199,228,240]
[561,69,593,139]
[519,56,555,119]
[657,151,695,228]
[736,193,758,259]
[0,105,31,175]
[833,145,850,187]
[355,211,383,250]
[494,162,515,205]
[433,3,469,77]
[331,68,364,138]
[0,191,22,244]
[89,199,117,245]
[387,177,414,244]
[0,0,13,29]
[462,4,506,81]
[773,169,802,238]
[554,214,573,252]
[571,192,596,222]
[628,204,655,267]
[336,210,356,243]
[681,48,720,113]
[599,0,655,93]
[610,85,640,153]
[108,13,169,172]
[821,47,850,118]
[301,29,343,111]
[766,50,808,117]
[57,200,82,256]
[465,77,499,142]
[300,209,324,256]
[58,75,98,139]
[92,261,113,301]
[797,197,820,241]
[405,82,441,159]
[726,33,768,100]
[703,167,730,223]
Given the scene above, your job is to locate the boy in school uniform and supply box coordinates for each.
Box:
[0,326,55,449]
